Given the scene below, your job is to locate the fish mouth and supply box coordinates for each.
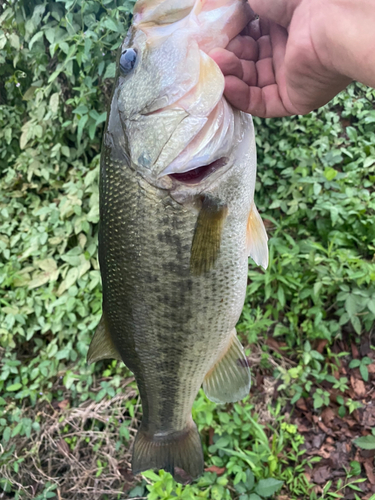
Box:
[168,157,227,185]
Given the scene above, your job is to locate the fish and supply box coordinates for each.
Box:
[87,0,269,484]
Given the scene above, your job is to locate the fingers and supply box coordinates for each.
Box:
[256,58,275,87]
[210,48,258,87]
[226,35,258,61]
[211,11,300,118]
[267,22,293,108]
[258,35,272,59]
[209,48,244,80]
[241,60,257,86]
[224,76,293,117]
[256,35,274,87]
[221,21,301,118]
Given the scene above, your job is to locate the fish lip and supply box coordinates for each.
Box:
[167,157,228,185]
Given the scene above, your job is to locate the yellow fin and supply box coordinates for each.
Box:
[247,202,268,270]
[87,314,122,364]
[203,330,251,404]
[190,196,228,275]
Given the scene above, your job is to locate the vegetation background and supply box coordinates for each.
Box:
[1,1,375,499]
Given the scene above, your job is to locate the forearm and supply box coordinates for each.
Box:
[313,0,375,88]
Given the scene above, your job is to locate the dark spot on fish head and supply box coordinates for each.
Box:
[237,357,249,368]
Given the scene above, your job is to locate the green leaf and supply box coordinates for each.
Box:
[348,483,365,492]
[104,62,116,79]
[345,295,357,318]
[28,272,53,290]
[244,470,254,490]
[61,145,70,157]
[324,167,338,181]
[313,183,322,196]
[103,18,119,32]
[128,486,145,498]
[89,122,97,140]
[141,470,160,482]
[346,126,358,142]
[313,394,323,409]
[277,285,285,308]
[50,93,59,114]
[6,383,22,392]
[96,112,107,125]
[29,31,44,49]
[37,258,57,272]
[255,478,283,498]
[3,427,11,443]
[9,33,20,50]
[353,435,375,450]
[351,316,361,335]
[359,364,369,382]
[215,436,230,448]
[77,114,89,143]
[367,298,375,315]
[48,68,62,83]
[11,423,22,438]
[23,86,37,101]
[73,105,89,115]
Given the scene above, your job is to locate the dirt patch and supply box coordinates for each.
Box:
[1,380,141,500]
[254,333,375,500]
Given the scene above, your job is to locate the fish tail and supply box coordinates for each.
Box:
[132,420,204,484]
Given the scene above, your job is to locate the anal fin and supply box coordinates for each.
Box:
[247,202,268,270]
[203,330,251,404]
[87,313,122,364]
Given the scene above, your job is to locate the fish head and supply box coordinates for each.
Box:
[107,0,254,199]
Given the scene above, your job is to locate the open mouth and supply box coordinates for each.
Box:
[168,157,227,185]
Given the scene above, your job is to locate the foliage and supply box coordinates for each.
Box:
[1,0,375,499]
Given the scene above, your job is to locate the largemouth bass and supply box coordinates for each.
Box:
[87,0,268,483]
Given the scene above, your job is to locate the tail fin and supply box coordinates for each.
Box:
[132,422,204,484]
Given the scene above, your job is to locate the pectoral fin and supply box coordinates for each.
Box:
[190,195,228,275]
[87,314,122,364]
[247,202,268,270]
[203,330,251,404]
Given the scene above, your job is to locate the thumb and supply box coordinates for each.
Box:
[249,0,303,28]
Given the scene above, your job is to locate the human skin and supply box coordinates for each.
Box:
[210,0,375,118]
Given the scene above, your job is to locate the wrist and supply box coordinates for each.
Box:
[311,0,375,87]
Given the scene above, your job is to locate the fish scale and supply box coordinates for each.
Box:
[100,149,249,428]
[87,0,269,483]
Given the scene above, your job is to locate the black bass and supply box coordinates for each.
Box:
[88,0,268,483]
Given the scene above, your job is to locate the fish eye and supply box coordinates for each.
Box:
[119,48,137,75]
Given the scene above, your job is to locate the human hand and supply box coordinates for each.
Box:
[210,0,352,118]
